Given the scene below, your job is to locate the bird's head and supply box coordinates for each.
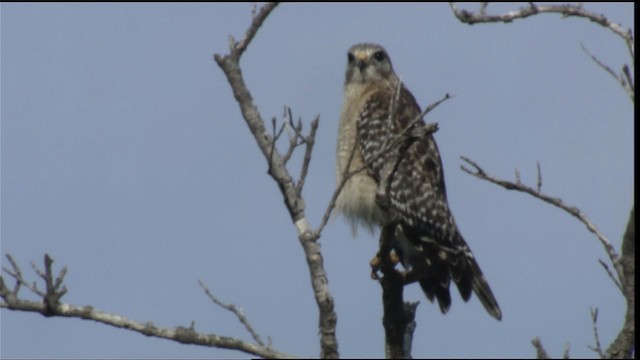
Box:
[345,43,396,84]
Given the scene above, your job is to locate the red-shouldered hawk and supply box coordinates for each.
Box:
[335,43,501,320]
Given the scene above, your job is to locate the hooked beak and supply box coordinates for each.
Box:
[354,51,368,72]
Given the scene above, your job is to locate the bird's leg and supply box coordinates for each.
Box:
[371,222,402,279]
[370,254,381,280]
[370,250,400,279]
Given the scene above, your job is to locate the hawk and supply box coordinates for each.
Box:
[335,43,501,320]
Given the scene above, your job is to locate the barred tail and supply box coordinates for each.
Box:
[466,256,502,320]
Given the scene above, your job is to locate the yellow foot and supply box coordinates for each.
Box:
[370,255,381,280]
[370,251,401,280]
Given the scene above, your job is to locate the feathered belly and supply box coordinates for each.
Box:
[335,171,384,234]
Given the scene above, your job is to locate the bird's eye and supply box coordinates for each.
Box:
[348,53,355,64]
[373,51,385,61]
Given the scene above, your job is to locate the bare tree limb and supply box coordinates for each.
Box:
[198,280,265,347]
[460,157,624,290]
[449,2,634,51]
[581,43,635,102]
[461,157,635,358]
[562,343,571,359]
[531,337,550,359]
[588,307,606,358]
[449,2,635,103]
[296,115,320,196]
[0,255,294,359]
[214,3,338,357]
[377,224,415,359]
[230,2,279,58]
[598,258,623,291]
[451,3,634,358]
[606,204,635,359]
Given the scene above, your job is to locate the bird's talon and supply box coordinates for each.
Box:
[370,254,382,280]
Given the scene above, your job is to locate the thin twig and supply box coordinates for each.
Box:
[314,134,360,236]
[382,93,450,159]
[562,342,571,359]
[269,117,284,173]
[460,157,624,293]
[2,254,23,295]
[296,116,319,195]
[198,280,265,347]
[536,161,542,193]
[581,43,634,102]
[588,307,606,358]
[450,2,635,103]
[598,259,623,291]
[280,110,299,165]
[531,337,550,359]
[231,3,279,58]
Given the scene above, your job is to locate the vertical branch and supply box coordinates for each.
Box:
[606,204,635,359]
[214,4,339,358]
[379,224,410,359]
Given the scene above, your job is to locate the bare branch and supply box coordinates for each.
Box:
[314,136,358,237]
[460,157,624,292]
[450,3,634,357]
[2,296,293,359]
[581,43,635,102]
[622,64,634,96]
[562,343,571,359]
[377,224,415,359]
[531,337,550,359]
[479,2,488,16]
[598,259,623,291]
[384,92,450,157]
[270,116,286,169]
[450,2,635,103]
[2,254,23,295]
[5,254,68,313]
[198,280,265,347]
[606,204,635,359]
[0,255,293,359]
[588,307,606,358]
[214,4,338,357]
[230,2,279,58]
[449,2,633,48]
[536,161,542,193]
[280,109,299,164]
[296,116,319,196]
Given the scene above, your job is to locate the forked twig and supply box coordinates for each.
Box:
[460,157,623,292]
[198,280,265,347]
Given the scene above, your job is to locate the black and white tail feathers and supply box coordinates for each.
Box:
[416,237,502,321]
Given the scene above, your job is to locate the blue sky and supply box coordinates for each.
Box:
[1,3,634,358]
